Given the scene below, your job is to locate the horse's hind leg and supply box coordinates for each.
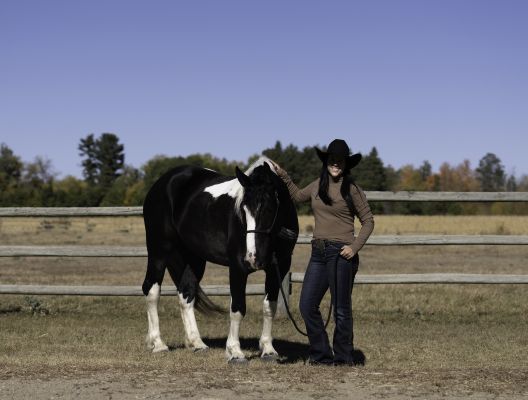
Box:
[142,256,169,353]
[167,254,208,352]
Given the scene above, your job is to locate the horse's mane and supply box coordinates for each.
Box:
[244,155,276,176]
[231,156,277,217]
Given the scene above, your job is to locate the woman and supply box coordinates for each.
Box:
[271,139,374,365]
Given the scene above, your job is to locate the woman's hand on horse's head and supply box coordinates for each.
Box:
[269,160,283,175]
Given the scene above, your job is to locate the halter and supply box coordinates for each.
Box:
[245,194,280,235]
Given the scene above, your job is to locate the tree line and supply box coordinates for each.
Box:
[1,134,527,214]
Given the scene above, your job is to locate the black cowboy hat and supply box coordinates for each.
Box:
[315,139,362,169]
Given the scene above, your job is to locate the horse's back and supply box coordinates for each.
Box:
[143,166,231,258]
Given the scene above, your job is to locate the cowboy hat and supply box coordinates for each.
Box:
[315,139,362,169]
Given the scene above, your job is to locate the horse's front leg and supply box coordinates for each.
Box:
[259,293,279,360]
[260,261,283,360]
[226,265,248,363]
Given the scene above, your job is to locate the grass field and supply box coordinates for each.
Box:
[2,214,528,245]
[1,215,527,398]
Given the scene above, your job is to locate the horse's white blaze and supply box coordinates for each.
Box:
[226,309,245,360]
[243,205,257,267]
[178,292,207,350]
[145,283,168,352]
[259,295,278,356]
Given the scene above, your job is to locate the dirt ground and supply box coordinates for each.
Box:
[2,368,528,400]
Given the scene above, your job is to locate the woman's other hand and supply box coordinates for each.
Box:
[340,245,355,260]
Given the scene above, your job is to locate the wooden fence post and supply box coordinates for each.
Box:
[276,272,291,318]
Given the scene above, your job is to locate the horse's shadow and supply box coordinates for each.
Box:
[204,337,310,364]
[170,337,366,365]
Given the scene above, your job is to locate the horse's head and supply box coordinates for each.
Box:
[236,162,280,271]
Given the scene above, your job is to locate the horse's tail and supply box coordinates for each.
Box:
[195,285,225,315]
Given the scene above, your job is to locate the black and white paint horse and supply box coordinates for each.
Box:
[142,157,298,362]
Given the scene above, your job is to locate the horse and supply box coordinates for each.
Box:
[141,157,298,363]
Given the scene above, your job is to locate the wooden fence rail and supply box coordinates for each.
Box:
[0,284,266,296]
[1,195,528,300]
[0,191,527,218]
[2,273,527,298]
[2,234,528,258]
[292,273,528,284]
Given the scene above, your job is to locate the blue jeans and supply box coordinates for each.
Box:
[299,240,359,364]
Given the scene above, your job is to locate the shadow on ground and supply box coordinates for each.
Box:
[172,337,365,365]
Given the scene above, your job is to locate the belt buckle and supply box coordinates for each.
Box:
[312,239,325,252]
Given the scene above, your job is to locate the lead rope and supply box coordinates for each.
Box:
[274,252,338,337]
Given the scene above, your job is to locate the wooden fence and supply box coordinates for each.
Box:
[1,191,528,301]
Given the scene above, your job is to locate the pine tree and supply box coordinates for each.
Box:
[506,175,517,192]
[78,133,125,189]
[352,147,387,190]
[78,134,98,185]
[476,153,505,192]
[97,133,125,190]
[419,161,432,182]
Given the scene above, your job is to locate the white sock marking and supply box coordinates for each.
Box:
[226,304,245,360]
[260,295,278,357]
[178,292,207,350]
[146,283,168,352]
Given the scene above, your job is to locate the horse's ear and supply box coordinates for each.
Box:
[262,162,273,172]
[235,167,251,187]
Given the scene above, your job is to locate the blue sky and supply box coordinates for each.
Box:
[1,0,527,178]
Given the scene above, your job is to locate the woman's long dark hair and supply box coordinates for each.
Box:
[318,164,357,214]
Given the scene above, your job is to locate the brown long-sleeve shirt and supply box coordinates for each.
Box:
[278,171,375,254]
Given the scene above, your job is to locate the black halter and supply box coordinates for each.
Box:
[245,194,280,235]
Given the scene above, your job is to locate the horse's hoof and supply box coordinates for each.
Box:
[193,346,209,353]
[152,345,169,353]
[228,357,248,365]
[260,353,279,362]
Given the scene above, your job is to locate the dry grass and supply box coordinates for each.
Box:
[2,214,528,246]
[1,215,528,396]
[0,217,146,245]
[299,214,528,235]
